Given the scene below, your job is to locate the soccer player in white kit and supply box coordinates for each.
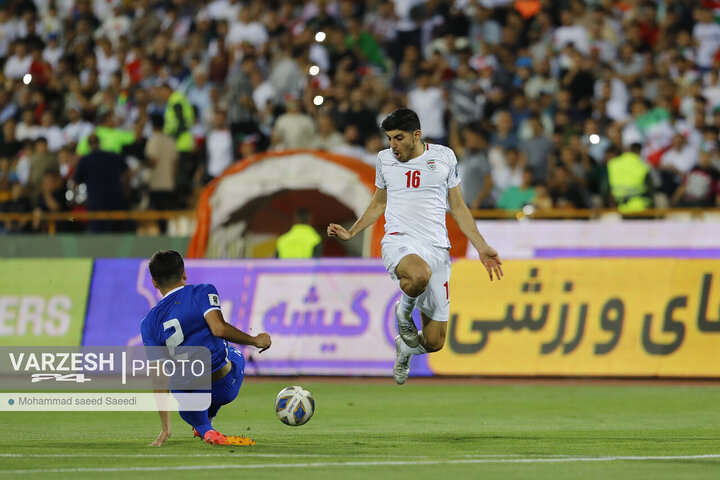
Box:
[328,108,503,384]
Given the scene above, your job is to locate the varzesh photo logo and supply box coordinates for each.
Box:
[0,346,212,411]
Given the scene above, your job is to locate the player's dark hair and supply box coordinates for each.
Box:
[295,207,310,224]
[381,108,421,133]
[149,250,185,288]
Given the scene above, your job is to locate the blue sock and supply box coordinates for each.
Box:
[179,410,214,437]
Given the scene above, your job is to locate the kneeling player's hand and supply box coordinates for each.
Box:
[148,429,171,447]
[254,333,271,353]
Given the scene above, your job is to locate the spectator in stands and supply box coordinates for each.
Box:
[158,84,195,207]
[520,114,554,183]
[1,119,22,159]
[606,143,653,214]
[671,150,720,207]
[185,66,213,127]
[3,0,720,234]
[0,156,16,210]
[205,110,233,180]
[276,207,322,259]
[74,134,129,232]
[339,89,379,143]
[497,167,536,211]
[76,113,135,156]
[61,106,94,147]
[145,114,178,211]
[4,41,32,80]
[454,125,494,210]
[37,111,63,152]
[57,146,78,181]
[332,124,367,162]
[490,110,518,150]
[16,109,38,142]
[32,168,69,232]
[408,70,447,145]
[227,55,259,145]
[27,138,58,198]
[271,94,315,150]
[3,182,33,232]
[692,7,720,72]
[548,163,589,209]
[313,113,344,151]
[659,132,698,197]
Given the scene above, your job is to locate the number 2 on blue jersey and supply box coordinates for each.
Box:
[163,318,188,360]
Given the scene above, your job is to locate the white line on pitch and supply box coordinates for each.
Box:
[4,455,720,474]
[0,453,526,459]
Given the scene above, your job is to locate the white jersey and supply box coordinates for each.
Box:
[375,143,461,248]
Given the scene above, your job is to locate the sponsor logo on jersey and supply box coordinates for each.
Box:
[208,294,220,306]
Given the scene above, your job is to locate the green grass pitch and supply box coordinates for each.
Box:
[1,379,720,479]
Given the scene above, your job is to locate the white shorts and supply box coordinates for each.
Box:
[381,233,451,322]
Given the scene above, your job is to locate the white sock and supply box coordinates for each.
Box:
[399,331,428,356]
[399,292,418,319]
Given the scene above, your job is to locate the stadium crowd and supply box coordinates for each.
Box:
[0,0,719,233]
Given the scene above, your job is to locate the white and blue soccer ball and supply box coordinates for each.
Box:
[274,386,315,426]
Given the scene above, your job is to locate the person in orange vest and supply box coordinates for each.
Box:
[275,207,322,258]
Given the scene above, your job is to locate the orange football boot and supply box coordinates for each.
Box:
[203,430,256,446]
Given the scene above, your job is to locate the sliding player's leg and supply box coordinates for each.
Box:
[180,409,214,439]
[187,348,253,445]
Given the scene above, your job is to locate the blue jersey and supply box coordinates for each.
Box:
[140,284,228,373]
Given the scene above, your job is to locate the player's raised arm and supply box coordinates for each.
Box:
[204,310,272,352]
[447,185,503,281]
[327,188,387,241]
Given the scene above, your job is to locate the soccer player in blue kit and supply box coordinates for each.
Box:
[141,250,272,446]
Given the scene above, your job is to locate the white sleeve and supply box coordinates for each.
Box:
[446,150,461,189]
[375,153,386,189]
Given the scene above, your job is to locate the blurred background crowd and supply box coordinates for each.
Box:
[0,0,719,234]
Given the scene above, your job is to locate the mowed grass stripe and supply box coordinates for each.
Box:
[5,455,720,475]
[2,382,720,479]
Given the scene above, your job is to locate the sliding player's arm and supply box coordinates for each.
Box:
[204,310,271,352]
[327,188,387,240]
[147,391,171,447]
[142,322,173,447]
[447,185,503,281]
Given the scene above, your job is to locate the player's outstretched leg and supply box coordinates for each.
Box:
[193,416,215,439]
[393,335,411,384]
[180,410,214,440]
[204,430,256,446]
[199,347,255,445]
[395,300,419,348]
[394,255,431,348]
[395,327,441,385]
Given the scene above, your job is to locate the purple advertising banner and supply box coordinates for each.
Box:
[83,259,430,377]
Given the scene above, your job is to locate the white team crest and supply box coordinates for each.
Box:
[208,294,220,306]
[427,159,436,171]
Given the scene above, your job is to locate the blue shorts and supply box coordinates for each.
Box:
[210,347,245,409]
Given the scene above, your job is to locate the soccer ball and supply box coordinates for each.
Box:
[274,386,315,426]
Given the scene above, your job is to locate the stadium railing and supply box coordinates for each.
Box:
[1,207,718,235]
[0,210,196,234]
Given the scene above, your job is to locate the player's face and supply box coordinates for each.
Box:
[386,129,420,162]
